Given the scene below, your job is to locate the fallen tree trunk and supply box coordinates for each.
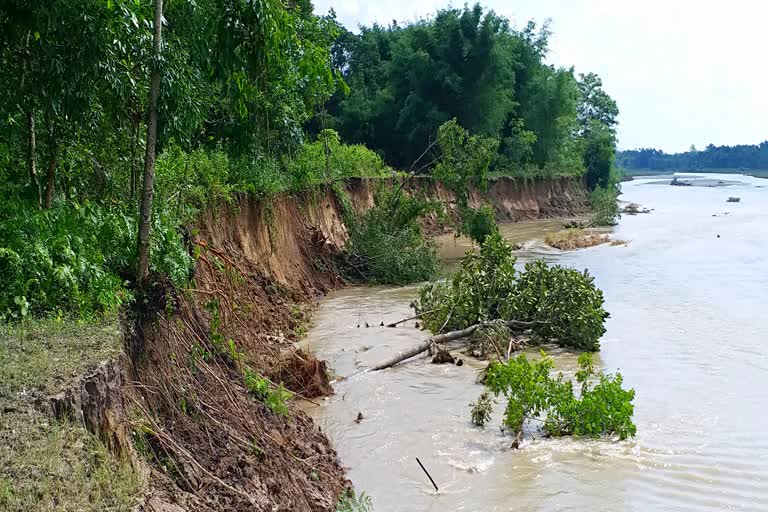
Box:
[371,319,539,372]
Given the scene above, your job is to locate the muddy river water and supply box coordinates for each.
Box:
[303,174,768,511]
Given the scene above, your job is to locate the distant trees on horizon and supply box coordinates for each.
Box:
[618,142,768,171]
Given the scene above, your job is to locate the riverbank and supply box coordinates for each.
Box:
[2,176,588,511]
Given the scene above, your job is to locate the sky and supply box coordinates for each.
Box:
[313,0,768,153]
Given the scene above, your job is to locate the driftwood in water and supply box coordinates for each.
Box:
[371,319,539,372]
[385,311,427,328]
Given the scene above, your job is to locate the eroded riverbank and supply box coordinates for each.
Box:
[304,174,768,511]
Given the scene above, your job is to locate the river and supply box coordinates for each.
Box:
[303,174,768,511]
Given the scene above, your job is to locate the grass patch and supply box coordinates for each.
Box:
[544,228,610,250]
[0,317,142,511]
[0,411,142,512]
[0,316,122,397]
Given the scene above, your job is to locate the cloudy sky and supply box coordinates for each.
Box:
[314,0,768,153]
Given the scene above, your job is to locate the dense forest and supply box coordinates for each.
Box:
[325,6,619,187]
[618,142,768,172]
[0,1,619,320]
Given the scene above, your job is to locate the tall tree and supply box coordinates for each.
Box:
[577,73,619,189]
[136,0,163,283]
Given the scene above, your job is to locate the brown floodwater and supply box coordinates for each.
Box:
[303,174,768,511]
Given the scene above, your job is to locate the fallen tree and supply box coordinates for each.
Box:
[371,319,540,371]
[413,233,609,351]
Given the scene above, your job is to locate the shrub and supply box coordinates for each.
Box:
[342,186,440,285]
[0,200,192,320]
[590,185,620,226]
[413,233,608,351]
[460,204,499,245]
[469,390,494,427]
[244,369,293,417]
[285,129,390,190]
[481,351,636,440]
[509,260,607,351]
[336,490,373,512]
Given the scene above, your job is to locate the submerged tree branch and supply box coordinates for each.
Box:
[370,319,542,372]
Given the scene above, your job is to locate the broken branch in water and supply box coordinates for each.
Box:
[416,457,439,492]
[385,310,433,328]
[370,319,541,372]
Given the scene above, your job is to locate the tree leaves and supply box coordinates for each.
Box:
[482,351,636,441]
[414,233,609,351]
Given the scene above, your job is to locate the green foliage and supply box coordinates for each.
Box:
[433,119,498,204]
[414,233,608,351]
[510,261,608,351]
[336,489,373,512]
[244,369,293,417]
[482,351,636,440]
[285,129,390,190]
[460,204,499,245]
[328,5,600,179]
[343,186,440,285]
[415,233,518,333]
[0,200,192,319]
[589,185,621,226]
[469,390,494,427]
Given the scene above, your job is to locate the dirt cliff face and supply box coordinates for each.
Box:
[128,176,588,511]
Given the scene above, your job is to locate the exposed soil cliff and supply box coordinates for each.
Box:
[412,175,589,222]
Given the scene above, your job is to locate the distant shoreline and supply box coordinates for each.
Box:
[622,168,768,179]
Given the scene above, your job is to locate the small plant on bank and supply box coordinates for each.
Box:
[479,352,636,441]
[244,369,293,417]
[336,489,373,512]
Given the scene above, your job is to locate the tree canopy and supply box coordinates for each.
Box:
[325,5,619,185]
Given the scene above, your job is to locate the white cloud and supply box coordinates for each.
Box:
[315,0,768,152]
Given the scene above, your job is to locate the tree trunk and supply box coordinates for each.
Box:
[20,31,40,207]
[136,0,163,283]
[369,319,539,372]
[27,110,40,207]
[43,134,57,209]
[129,117,138,199]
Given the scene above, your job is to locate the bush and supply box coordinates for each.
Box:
[287,129,390,189]
[0,200,191,320]
[342,186,440,285]
[481,352,636,440]
[509,261,607,350]
[590,185,620,226]
[414,233,608,351]
[469,390,494,427]
[244,369,293,417]
[460,204,499,245]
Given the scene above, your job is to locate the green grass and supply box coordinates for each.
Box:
[0,413,142,512]
[0,317,143,511]
[0,316,122,396]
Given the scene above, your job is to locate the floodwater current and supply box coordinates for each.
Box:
[303,174,768,511]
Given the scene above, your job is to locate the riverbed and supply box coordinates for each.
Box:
[304,174,768,511]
